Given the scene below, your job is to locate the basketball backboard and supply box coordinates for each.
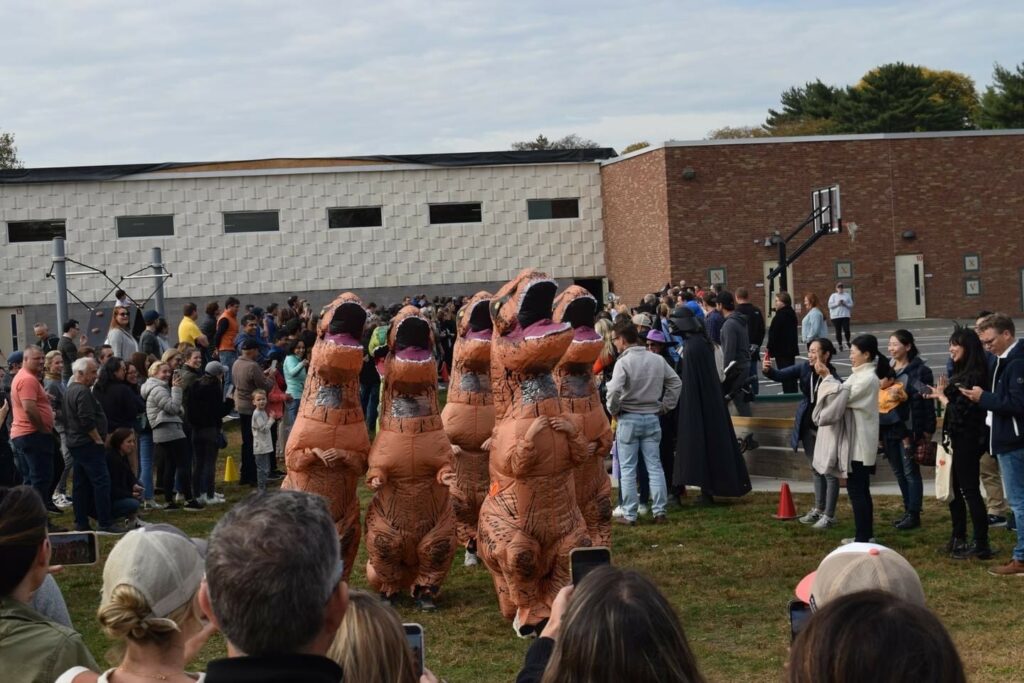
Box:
[812,185,841,233]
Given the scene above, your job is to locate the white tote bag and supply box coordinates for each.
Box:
[934,443,954,503]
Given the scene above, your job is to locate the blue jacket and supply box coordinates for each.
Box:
[765,361,840,450]
[979,339,1024,455]
[684,300,705,321]
[233,331,272,360]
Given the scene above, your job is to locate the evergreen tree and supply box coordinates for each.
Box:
[0,129,22,169]
[978,62,1024,129]
[764,80,844,134]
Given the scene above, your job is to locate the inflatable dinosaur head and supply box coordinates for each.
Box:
[490,268,572,371]
[312,292,367,383]
[386,305,436,386]
[553,286,602,365]
[455,291,493,364]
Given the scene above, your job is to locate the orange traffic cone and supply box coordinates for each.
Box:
[772,482,798,520]
[440,362,450,384]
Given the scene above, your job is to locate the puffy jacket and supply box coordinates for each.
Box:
[141,377,185,443]
[979,339,1024,455]
[893,355,937,437]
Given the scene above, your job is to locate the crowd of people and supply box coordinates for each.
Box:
[1,277,1022,681]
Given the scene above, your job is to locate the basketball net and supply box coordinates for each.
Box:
[847,222,858,242]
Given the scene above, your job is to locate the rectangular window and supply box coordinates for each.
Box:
[6,219,67,243]
[116,215,175,238]
[328,206,383,229]
[429,202,482,225]
[223,211,279,233]
[527,198,579,220]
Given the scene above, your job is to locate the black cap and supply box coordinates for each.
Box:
[668,306,702,334]
[240,338,259,351]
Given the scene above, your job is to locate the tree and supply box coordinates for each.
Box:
[978,61,1024,129]
[923,68,979,129]
[510,133,602,150]
[706,125,770,140]
[764,80,844,134]
[834,62,976,133]
[620,141,650,154]
[0,128,22,169]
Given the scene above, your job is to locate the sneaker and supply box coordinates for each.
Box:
[614,517,636,526]
[988,559,1024,576]
[841,537,877,545]
[637,504,650,517]
[799,509,822,525]
[611,505,625,519]
[988,514,1008,527]
[952,541,995,561]
[46,503,63,516]
[164,502,181,511]
[653,514,669,525]
[894,513,921,531]
[513,614,538,639]
[415,595,437,612]
[812,515,837,530]
[143,499,165,511]
[183,499,205,512]
[96,523,127,536]
[464,550,479,567]
[175,493,186,504]
[51,493,72,510]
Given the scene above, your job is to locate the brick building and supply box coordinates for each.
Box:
[601,130,1024,322]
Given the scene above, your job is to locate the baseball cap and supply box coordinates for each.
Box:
[102,525,205,618]
[795,542,925,610]
[205,361,227,377]
[631,313,653,328]
[7,350,23,366]
[143,310,160,324]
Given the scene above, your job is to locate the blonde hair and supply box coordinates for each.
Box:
[96,583,201,664]
[176,342,196,356]
[44,350,63,378]
[595,318,615,365]
[148,361,168,378]
[326,590,418,683]
[161,349,181,365]
[251,389,267,400]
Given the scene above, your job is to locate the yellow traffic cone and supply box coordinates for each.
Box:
[223,456,240,483]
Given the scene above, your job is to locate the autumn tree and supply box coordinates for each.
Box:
[706,125,770,140]
[620,141,650,154]
[978,61,1024,129]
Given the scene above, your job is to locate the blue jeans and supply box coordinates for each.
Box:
[286,399,301,424]
[996,448,1024,561]
[882,429,922,514]
[70,442,112,529]
[220,350,238,398]
[616,413,667,520]
[138,430,155,500]
[12,432,55,505]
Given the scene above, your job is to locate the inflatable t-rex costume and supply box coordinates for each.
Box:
[477,269,592,636]
[552,286,613,547]
[281,292,369,582]
[440,291,495,566]
[365,306,456,609]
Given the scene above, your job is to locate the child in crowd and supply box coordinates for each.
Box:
[878,364,907,453]
[250,389,276,492]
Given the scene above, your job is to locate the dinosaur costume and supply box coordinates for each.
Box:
[365,306,456,606]
[440,291,495,566]
[477,269,592,636]
[281,293,369,582]
[552,286,613,547]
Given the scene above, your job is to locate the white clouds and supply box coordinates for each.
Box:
[0,0,1020,165]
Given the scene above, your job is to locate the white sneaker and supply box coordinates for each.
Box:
[637,504,650,517]
[210,492,226,504]
[143,499,165,511]
[812,515,837,530]
[799,509,822,525]
[174,493,185,504]
[841,536,877,545]
[612,505,625,519]
[51,493,72,510]
[464,550,479,567]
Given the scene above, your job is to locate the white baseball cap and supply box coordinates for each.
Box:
[102,525,205,618]
[795,542,925,610]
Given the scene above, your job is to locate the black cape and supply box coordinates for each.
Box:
[673,333,752,497]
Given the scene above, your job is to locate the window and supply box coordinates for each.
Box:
[527,198,579,220]
[117,215,174,238]
[429,202,482,224]
[223,211,279,233]
[328,206,383,229]
[7,219,67,243]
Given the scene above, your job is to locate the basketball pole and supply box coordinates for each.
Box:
[53,237,69,333]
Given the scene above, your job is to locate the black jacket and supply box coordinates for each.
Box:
[893,356,937,437]
[765,361,840,450]
[205,654,342,683]
[187,376,233,429]
[736,302,765,348]
[979,339,1024,454]
[767,306,799,360]
[95,381,146,431]
[106,449,140,500]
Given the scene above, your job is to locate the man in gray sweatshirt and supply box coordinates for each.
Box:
[718,291,752,417]
[606,320,682,526]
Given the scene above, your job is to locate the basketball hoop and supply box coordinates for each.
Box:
[847,222,858,241]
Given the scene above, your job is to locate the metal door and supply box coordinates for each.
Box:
[0,307,26,358]
[763,261,794,313]
[895,254,926,319]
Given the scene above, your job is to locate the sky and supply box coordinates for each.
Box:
[1,0,1021,167]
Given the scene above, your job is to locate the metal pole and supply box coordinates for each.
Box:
[53,238,69,333]
[777,240,788,293]
[151,247,165,316]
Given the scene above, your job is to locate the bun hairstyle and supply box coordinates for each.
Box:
[0,486,48,596]
[97,583,201,662]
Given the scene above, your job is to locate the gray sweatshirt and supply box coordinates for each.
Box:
[605,345,682,416]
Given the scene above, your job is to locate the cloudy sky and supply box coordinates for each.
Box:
[2,0,1020,167]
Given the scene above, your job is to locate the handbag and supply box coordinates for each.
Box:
[934,443,954,503]
[913,436,938,467]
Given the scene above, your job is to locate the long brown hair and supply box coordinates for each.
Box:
[541,567,705,683]
[109,305,131,331]
[803,292,828,320]
[0,487,48,596]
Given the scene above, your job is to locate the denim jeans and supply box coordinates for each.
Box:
[12,432,55,506]
[616,413,667,520]
[70,442,112,529]
[882,428,922,514]
[996,448,1024,561]
[55,432,73,495]
[286,399,301,424]
[256,450,273,491]
[220,350,238,398]
[138,430,155,499]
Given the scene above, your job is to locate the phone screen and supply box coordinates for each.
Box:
[789,600,811,642]
[570,546,611,585]
[404,623,424,676]
[49,531,99,566]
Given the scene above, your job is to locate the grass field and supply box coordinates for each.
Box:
[52,424,1024,682]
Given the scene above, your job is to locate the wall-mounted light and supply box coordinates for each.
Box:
[682,167,697,181]
[901,230,916,240]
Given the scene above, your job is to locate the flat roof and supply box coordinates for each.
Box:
[0,148,618,185]
[602,128,1024,165]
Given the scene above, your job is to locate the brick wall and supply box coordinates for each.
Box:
[602,133,1024,322]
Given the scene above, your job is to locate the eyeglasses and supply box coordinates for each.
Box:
[979,335,998,348]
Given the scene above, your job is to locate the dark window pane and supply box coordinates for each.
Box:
[223,211,279,233]
[116,215,175,238]
[328,207,383,229]
[429,203,482,224]
[528,198,579,220]
[7,220,67,243]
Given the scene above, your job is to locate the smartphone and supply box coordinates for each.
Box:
[270,359,278,371]
[570,546,611,585]
[49,531,99,566]
[403,623,424,676]
[789,600,812,642]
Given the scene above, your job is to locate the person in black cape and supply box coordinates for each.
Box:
[669,307,752,504]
